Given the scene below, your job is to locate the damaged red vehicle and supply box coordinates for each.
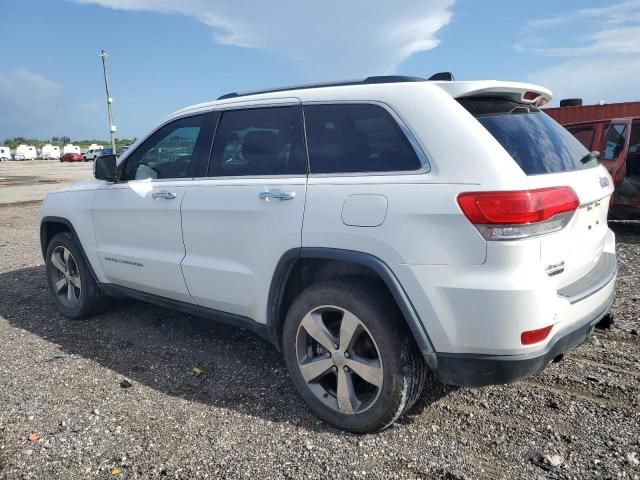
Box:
[545,100,640,219]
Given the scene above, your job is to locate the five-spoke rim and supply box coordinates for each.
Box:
[296,305,383,415]
[49,246,81,308]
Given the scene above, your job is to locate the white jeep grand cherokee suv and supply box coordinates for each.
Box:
[40,75,617,432]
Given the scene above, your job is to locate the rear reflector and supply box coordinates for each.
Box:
[457,187,579,240]
[521,325,553,345]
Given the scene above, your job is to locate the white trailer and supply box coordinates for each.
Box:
[41,144,61,160]
[0,146,10,160]
[63,144,81,155]
[16,144,37,160]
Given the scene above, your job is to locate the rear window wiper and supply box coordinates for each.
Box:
[580,151,600,164]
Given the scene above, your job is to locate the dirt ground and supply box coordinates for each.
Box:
[0,160,92,205]
[0,162,638,479]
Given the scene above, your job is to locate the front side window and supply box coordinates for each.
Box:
[121,115,207,181]
[209,106,306,177]
[304,103,422,174]
[601,123,627,161]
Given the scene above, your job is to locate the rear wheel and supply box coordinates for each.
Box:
[282,278,427,432]
[45,232,109,319]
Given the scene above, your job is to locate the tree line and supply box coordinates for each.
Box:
[2,137,136,150]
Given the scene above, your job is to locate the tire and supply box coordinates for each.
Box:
[559,98,582,107]
[282,277,427,433]
[45,232,109,319]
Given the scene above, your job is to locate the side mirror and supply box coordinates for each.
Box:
[94,154,117,182]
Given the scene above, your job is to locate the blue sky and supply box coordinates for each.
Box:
[1,0,638,140]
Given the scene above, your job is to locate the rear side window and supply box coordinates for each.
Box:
[209,106,306,177]
[459,97,594,175]
[304,104,422,174]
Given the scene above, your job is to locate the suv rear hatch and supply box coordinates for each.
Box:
[457,95,614,290]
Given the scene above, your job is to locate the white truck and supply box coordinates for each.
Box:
[82,145,103,162]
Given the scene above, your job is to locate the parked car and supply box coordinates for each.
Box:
[545,100,640,219]
[83,148,103,162]
[40,75,617,432]
[59,153,83,162]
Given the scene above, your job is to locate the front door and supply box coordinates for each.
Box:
[180,103,307,322]
[92,113,215,302]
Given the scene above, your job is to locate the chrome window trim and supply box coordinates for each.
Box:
[302,100,431,177]
[117,99,431,183]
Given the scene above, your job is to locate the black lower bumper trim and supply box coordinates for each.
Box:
[431,290,615,387]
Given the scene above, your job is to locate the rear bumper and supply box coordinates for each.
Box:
[431,284,615,387]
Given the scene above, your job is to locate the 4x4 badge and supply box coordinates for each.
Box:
[599,176,610,188]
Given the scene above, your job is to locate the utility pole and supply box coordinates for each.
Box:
[99,50,117,155]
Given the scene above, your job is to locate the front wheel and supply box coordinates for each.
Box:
[45,232,109,319]
[282,278,427,433]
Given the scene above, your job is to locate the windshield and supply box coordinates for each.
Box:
[459,97,596,175]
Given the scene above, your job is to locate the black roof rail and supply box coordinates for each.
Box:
[216,73,452,100]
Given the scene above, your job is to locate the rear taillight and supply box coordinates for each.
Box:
[457,187,579,240]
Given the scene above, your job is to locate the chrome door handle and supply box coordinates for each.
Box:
[152,191,177,200]
[259,190,296,201]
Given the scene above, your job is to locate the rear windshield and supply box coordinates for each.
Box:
[459,97,596,175]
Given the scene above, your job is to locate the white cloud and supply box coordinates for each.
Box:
[529,58,640,105]
[74,0,454,76]
[519,1,640,105]
[0,68,102,139]
[526,0,640,29]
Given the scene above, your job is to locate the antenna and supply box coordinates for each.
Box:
[99,50,117,155]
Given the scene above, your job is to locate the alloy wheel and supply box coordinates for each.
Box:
[49,246,82,308]
[295,305,383,414]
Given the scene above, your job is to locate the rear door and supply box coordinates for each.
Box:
[180,102,307,322]
[599,119,632,186]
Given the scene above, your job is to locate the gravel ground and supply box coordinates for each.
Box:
[0,161,92,204]
[0,202,639,480]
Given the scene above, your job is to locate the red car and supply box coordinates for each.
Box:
[60,153,83,162]
[545,100,640,219]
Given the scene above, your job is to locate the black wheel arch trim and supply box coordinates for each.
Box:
[40,216,101,284]
[267,247,437,368]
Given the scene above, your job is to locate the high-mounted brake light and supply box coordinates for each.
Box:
[457,187,579,240]
[522,91,540,102]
